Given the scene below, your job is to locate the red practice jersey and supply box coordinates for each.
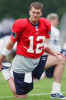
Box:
[11,18,51,58]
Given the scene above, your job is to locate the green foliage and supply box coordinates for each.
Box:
[0,0,66,20]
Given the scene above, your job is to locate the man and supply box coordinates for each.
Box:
[45,13,66,98]
[0,2,65,99]
[33,13,66,99]
[47,13,61,52]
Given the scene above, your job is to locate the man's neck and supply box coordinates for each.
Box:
[29,18,39,25]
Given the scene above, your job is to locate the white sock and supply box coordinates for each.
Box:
[2,69,11,80]
[51,82,61,94]
[10,68,13,78]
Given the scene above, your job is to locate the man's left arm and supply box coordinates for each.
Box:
[45,46,66,60]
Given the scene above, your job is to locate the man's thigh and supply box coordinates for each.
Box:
[45,55,59,68]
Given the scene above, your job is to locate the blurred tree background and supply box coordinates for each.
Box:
[0,0,66,20]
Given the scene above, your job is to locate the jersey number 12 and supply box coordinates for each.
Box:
[27,36,46,54]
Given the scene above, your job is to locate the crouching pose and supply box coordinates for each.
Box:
[0,2,66,99]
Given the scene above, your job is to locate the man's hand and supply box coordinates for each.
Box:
[45,47,66,60]
[54,52,66,61]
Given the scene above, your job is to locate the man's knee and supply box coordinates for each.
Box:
[14,94,27,98]
[58,57,65,65]
[13,72,33,96]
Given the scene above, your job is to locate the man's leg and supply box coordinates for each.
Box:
[2,68,29,98]
[45,54,65,83]
[8,77,27,98]
[45,55,66,98]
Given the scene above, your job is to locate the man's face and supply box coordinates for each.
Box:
[29,7,42,23]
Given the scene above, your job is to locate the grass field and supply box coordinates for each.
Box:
[0,65,66,100]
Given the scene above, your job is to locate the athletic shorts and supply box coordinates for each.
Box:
[32,55,55,79]
[45,66,55,78]
[13,72,33,95]
[13,55,48,95]
[32,55,48,79]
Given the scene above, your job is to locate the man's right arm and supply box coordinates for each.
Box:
[0,40,15,70]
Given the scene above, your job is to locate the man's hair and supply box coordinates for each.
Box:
[47,13,59,20]
[29,1,44,11]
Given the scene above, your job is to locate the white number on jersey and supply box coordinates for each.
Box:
[27,36,46,54]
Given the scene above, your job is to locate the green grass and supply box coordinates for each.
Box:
[0,65,66,100]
